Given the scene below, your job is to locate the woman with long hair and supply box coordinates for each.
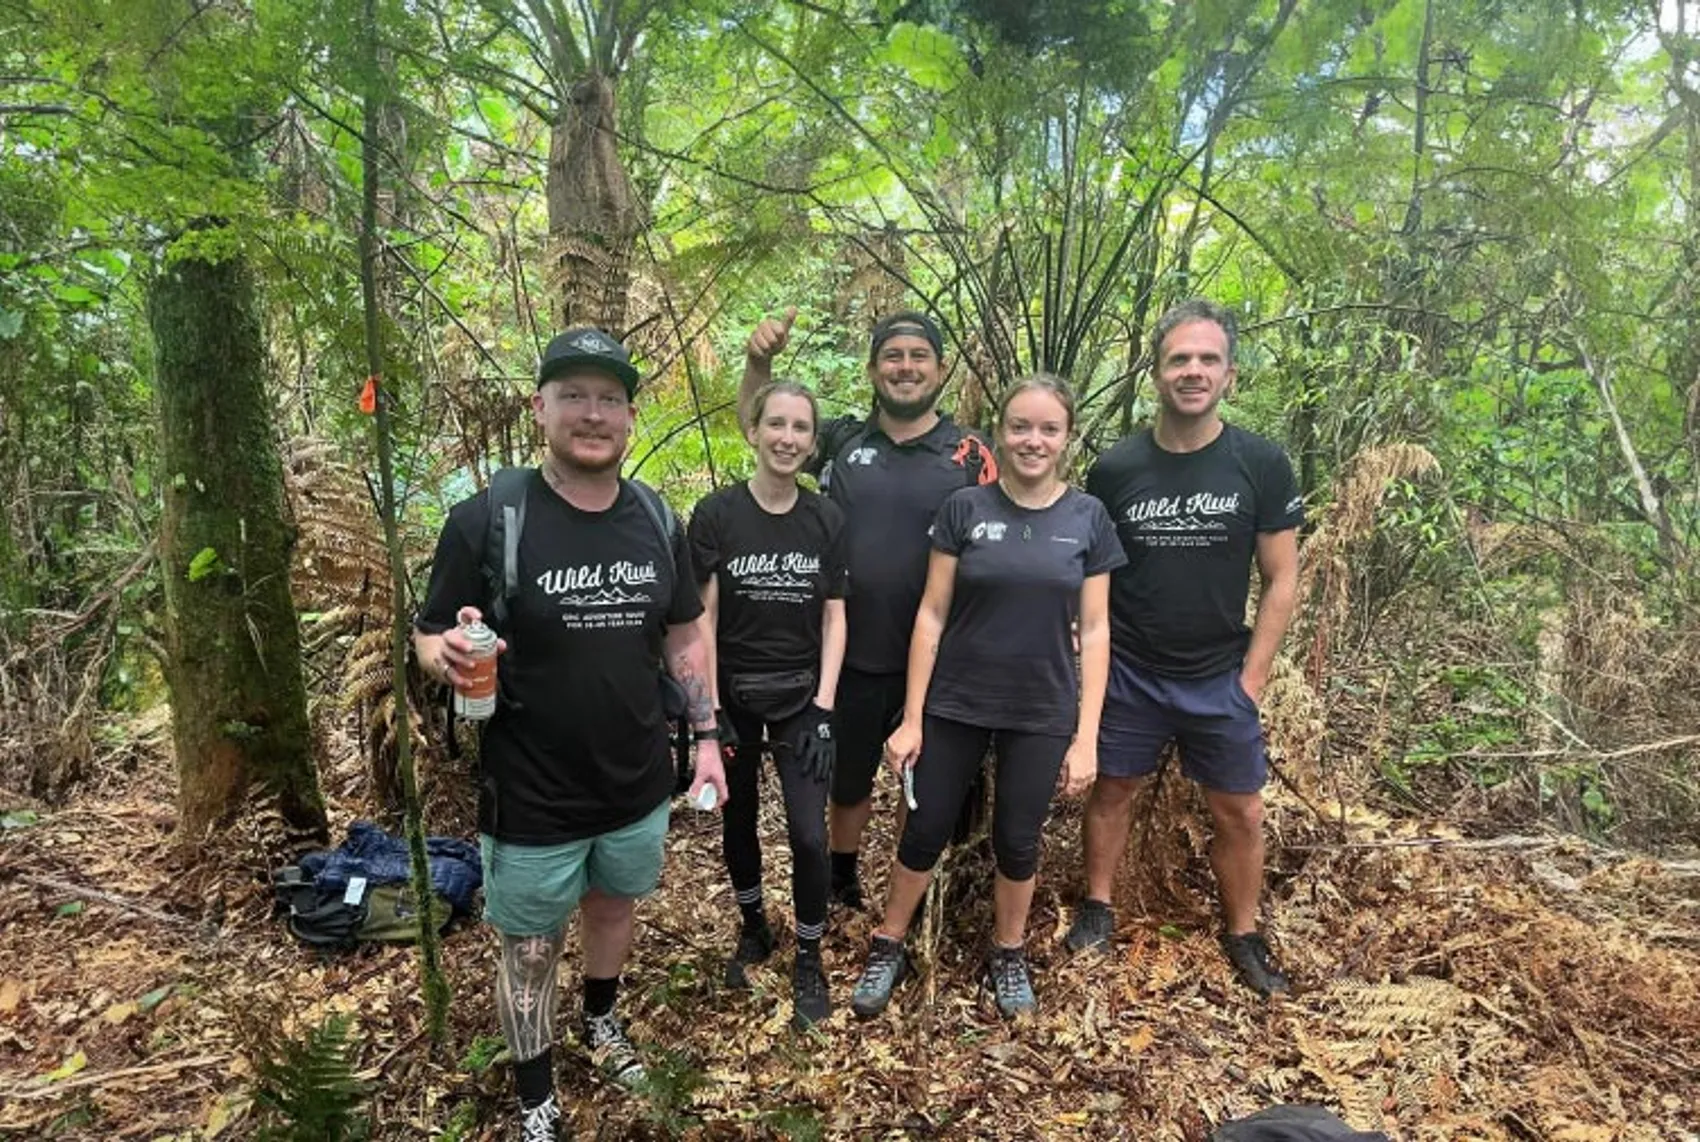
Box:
[848,374,1125,1019]
[688,381,848,1028]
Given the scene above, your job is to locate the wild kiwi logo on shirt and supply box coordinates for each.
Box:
[726,551,820,590]
[537,560,658,608]
[970,520,1008,542]
[1124,491,1241,546]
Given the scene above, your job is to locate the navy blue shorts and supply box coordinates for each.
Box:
[1098,655,1267,794]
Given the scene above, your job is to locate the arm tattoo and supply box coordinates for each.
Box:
[673,652,714,728]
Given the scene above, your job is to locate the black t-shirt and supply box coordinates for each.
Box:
[925,484,1126,736]
[415,473,702,844]
[1086,424,1304,678]
[687,483,849,675]
[807,412,993,674]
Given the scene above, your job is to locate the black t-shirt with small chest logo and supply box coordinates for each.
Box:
[1085,424,1304,679]
[925,484,1126,736]
[416,473,702,843]
[687,483,848,676]
[809,412,992,675]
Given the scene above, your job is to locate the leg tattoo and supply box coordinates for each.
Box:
[497,928,565,1063]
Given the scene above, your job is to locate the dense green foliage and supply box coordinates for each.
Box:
[2,0,1694,840]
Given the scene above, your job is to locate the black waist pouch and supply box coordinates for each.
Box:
[728,669,817,723]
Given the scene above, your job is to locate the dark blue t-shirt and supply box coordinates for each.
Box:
[924,484,1126,736]
[1086,423,1303,678]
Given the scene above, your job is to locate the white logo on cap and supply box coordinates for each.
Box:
[569,331,614,353]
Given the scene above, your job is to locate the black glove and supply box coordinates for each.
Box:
[716,708,740,764]
[792,703,835,783]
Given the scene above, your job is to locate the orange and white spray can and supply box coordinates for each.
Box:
[454,619,499,721]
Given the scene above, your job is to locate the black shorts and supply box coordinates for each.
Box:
[830,667,907,807]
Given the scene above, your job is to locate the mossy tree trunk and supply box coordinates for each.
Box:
[149,243,327,842]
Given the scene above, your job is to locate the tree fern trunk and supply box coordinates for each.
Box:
[149,241,327,842]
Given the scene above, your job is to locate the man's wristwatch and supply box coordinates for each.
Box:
[690,726,720,743]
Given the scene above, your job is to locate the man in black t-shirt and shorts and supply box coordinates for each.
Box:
[414,329,728,1139]
[1065,299,1303,998]
[741,308,995,910]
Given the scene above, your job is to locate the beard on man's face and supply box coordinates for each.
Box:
[549,435,626,475]
[873,384,941,422]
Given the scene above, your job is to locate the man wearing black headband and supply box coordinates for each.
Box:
[741,308,996,914]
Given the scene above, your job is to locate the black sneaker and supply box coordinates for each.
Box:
[1064,898,1114,953]
[517,1094,560,1142]
[850,934,913,1018]
[829,876,864,912]
[1221,931,1289,997]
[725,915,775,989]
[792,952,832,1028]
[985,945,1037,1018]
[582,1011,647,1090]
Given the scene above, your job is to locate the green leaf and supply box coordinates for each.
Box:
[43,1051,88,1082]
[0,309,22,339]
[56,901,85,917]
[1157,924,1187,941]
[1,809,39,830]
[187,546,222,582]
[53,283,99,305]
[138,984,174,1011]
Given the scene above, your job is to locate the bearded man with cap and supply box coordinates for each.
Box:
[739,309,996,916]
[414,328,728,1140]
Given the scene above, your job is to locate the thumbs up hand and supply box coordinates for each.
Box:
[746,306,798,363]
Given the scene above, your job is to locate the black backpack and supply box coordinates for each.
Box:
[1213,1107,1392,1142]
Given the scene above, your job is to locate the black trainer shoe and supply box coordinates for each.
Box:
[985,945,1038,1018]
[829,876,864,912]
[517,1094,560,1142]
[582,1011,647,1090]
[1221,931,1289,997]
[850,934,913,1018]
[1064,898,1114,953]
[792,952,832,1028]
[724,915,775,989]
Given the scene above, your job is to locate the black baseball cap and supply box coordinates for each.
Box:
[868,311,944,363]
[537,327,640,396]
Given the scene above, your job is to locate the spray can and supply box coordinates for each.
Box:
[453,619,499,721]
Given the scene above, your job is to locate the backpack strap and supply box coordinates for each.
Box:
[483,467,532,630]
[951,433,999,486]
[622,478,679,561]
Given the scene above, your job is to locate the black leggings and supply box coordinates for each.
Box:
[896,714,1068,882]
[721,700,830,936]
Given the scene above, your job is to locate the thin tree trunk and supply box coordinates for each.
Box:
[361,0,450,1044]
[149,242,326,842]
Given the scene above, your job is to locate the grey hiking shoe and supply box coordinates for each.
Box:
[518,1094,560,1142]
[792,952,832,1028]
[985,945,1037,1018]
[1221,931,1289,997]
[725,914,775,988]
[582,1011,647,1090]
[1064,898,1114,953]
[850,934,913,1018]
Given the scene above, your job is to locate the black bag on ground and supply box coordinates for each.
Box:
[1212,1106,1392,1142]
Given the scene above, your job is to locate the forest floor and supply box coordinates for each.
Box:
[1,706,1698,1141]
